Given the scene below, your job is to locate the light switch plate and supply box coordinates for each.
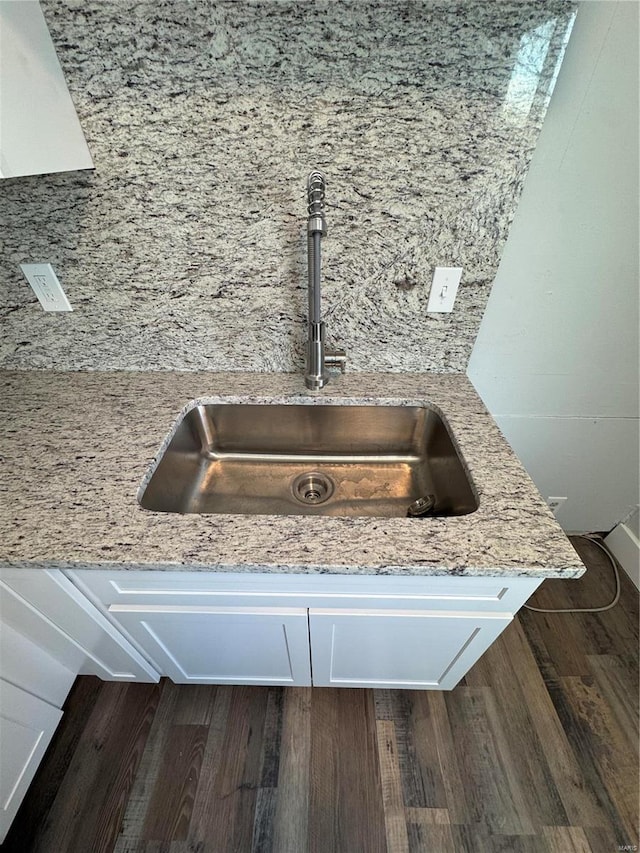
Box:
[427,267,463,313]
[20,263,72,311]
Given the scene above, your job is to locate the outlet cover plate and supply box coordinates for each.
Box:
[547,496,568,515]
[20,263,72,312]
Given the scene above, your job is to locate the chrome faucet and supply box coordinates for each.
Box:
[304,171,346,390]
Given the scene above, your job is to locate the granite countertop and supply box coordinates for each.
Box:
[0,370,584,579]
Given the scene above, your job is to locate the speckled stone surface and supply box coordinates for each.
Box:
[0,370,584,578]
[0,0,575,373]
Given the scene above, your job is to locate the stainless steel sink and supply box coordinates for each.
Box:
[139,403,478,518]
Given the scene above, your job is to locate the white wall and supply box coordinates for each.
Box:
[468,0,639,534]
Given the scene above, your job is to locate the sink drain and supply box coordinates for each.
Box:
[291,472,335,505]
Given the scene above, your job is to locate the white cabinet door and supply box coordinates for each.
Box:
[110,605,312,686]
[0,680,62,844]
[0,0,93,178]
[309,609,511,690]
[0,570,159,683]
[0,621,75,709]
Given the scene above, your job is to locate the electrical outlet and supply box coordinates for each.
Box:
[20,263,72,312]
[547,496,568,515]
[427,267,463,313]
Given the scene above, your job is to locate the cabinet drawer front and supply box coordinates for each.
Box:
[309,609,511,691]
[110,605,311,686]
[69,570,541,615]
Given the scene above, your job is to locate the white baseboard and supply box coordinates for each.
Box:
[605,521,640,591]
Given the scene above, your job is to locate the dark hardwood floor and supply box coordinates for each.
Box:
[2,537,638,853]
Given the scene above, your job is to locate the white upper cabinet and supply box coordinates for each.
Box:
[0,0,94,178]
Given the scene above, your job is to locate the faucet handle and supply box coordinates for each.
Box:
[325,349,347,374]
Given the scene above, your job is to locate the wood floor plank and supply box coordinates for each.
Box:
[374,688,396,721]
[309,688,386,853]
[307,687,339,852]
[337,689,387,853]
[587,654,639,761]
[36,681,161,853]
[504,617,617,835]
[573,600,639,666]
[115,680,181,848]
[518,612,562,690]
[251,786,277,853]
[70,682,162,853]
[616,650,640,699]
[258,687,283,789]
[245,691,283,853]
[404,807,450,824]
[271,687,311,853]
[465,622,569,828]
[406,690,462,811]
[405,691,450,810]
[521,611,593,677]
[188,686,268,853]
[425,691,470,825]
[376,720,409,853]
[405,809,456,853]
[142,724,208,842]
[173,684,219,726]
[118,843,204,853]
[376,689,452,813]
[444,686,536,835]
[542,825,592,852]
[184,685,233,848]
[449,825,550,853]
[553,675,638,843]
[584,824,631,852]
[379,691,428,809]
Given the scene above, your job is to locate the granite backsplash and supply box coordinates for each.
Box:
[0,0,575,373]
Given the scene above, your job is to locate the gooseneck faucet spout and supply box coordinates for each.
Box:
[304,171,346,390]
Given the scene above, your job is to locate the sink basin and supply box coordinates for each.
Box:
[139,403,478,518]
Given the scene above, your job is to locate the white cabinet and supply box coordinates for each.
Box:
[0,568,160,841]
[309,609,510,690]
[0,680,62,843]
[110,605,311,686]
[67,570,542,691]
[0,569,159,682]
[0,0,93,178]
[0,621,75,709]
[0,592,77,842]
